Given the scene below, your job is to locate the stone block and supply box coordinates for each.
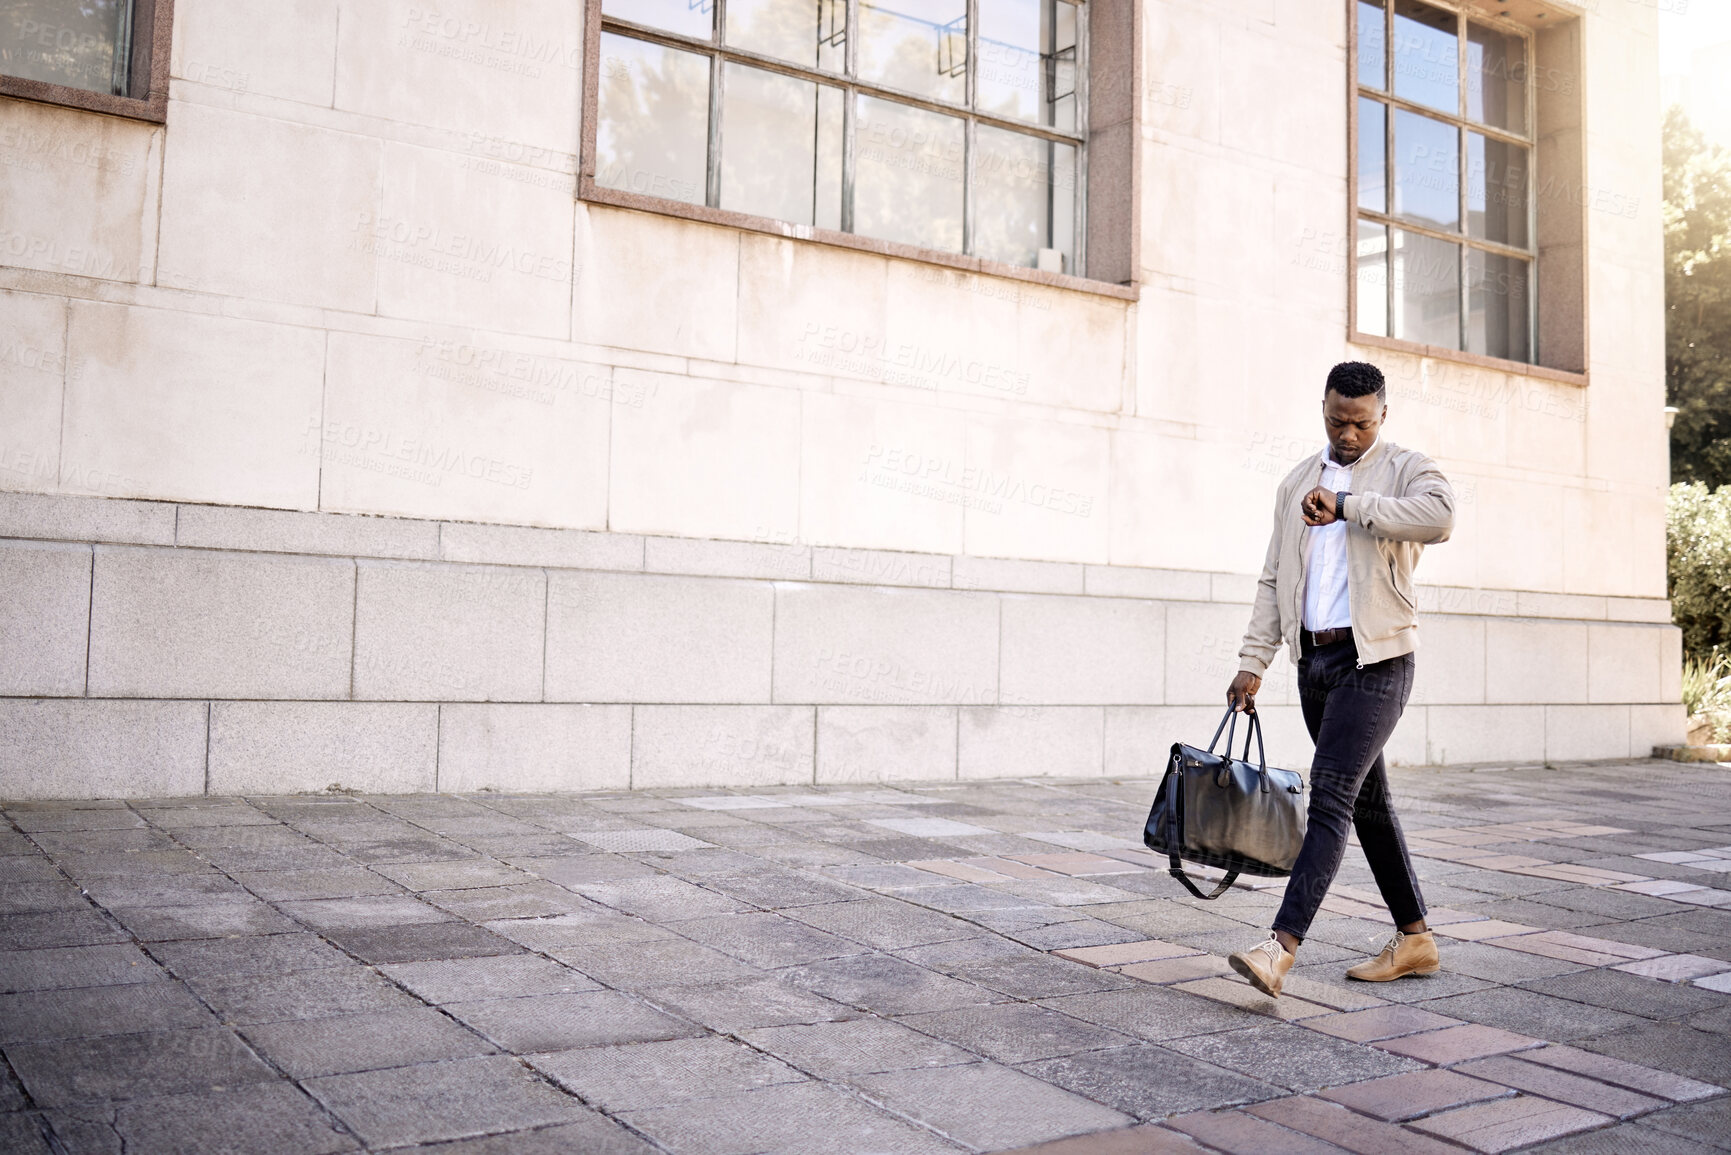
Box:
[1605,597,1672,624]
[1588,623,1667,704]
[0,492,174,546]
[440,522,643,571]
[89,546,354,699]
[173,0,339,105]
[438,704,631,792]
[354,560,544,702]
[609,372,800,543]
[157,101,378,311]
[1211,573,1261,604]
[1517,591,1607,620]
[0,541,90,696]
[0,700,207,800]
[963,416,1110,564]
[643,536,810,581]
[1084,566,1211,601]
[576,207,739,360]
[1164,601,1256,705]
[798,391,965,558]
[1412,615,1485,706]
[811,547,950,589]
[208,703,438,795]
[952,555,1085,595]
[1544,705,1630,763]
[176,505,439,560]
[959,707,1104,780]
[62,302,324,509]
[0,290,64,498]
[546,571,773,703]
[1001,595,1164,705]
[1630,703,1686,756]
[1103,706,1231,778]
[815,707,957,783]
[318,332,610,529]
[0,102,158,286]
[1383,706,1429,767]
[303,1054,591,1149]
[772,583,998,705]
[1424,706,1546,765]
[734,234,887,378]
[850,1062,1132,1151]
[631,706,815,789]
[1484,620,1588,705]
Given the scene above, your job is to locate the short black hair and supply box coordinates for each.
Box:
[1325,361,1386,402]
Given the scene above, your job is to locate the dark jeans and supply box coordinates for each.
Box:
[1272,637,1425,941]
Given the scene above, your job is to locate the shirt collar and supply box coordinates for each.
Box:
[1324,435,1380,470]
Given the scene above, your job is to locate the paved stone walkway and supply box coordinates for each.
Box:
[2,759,1729,1154]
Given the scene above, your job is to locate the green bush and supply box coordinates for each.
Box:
[1681,652,1731,742]
[1668,481,1731,659]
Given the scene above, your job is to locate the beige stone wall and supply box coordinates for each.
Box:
[0,0,1681,794]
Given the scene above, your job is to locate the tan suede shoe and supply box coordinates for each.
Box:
[1347,930,1440,982]
[1228,937,1295,998]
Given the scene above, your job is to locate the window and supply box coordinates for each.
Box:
[0,0,170,121]
[1353,0,1534,363]
[590,0,1086,276]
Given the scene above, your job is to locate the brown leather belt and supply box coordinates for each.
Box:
[1304,627,1354,649]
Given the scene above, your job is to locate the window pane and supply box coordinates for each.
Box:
[1466,134,1528,247]
[853,95,964,252]
[596,34,710,206]
[722,64,841,226]
[603,0,714,39]
[1358,0,1385,91]
[1051,1,1077,132]
[0,0,130,95]
[1467,249,1529,361]
[1392,0,1458,115]
[726,0,845,71]
[1393,109,1458,230]
[977,0,1041,123]
[1467,22,1526,134]
[1391,228,1460,349]
[858,0,967,105]
[815,85,844,230]
[1358,98,1387,213]
[973,125,1068,269]
[1357,220,1389,337]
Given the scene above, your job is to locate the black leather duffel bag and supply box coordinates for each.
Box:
[1143,707,1307,899]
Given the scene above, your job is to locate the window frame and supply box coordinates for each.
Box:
[580,0,1135,299]
[1346,0,1583,383]
[0,0,174,123]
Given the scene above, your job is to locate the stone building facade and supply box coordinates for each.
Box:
[0,0,1681,798]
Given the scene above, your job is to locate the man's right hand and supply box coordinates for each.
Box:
[1227,671,1261,713]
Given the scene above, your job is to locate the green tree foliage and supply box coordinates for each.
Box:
[1667,481,1731,658]
[1666,108,1731,486]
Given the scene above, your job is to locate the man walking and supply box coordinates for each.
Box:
[1224,361,1455,997]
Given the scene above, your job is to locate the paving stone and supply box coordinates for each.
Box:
[1163,1022,1423,1092]
[1117,955,1235,984]
[946,956,1137,999]
[547,936,764,990]
[1375,1023,1544,1065]
[0,944,166,993]
[1408,1094,1613,1152]
[444,990,703,1053]
[304,1054,591,1148]
[0,909,128,952]
[148,932,352,980]
[1318,1067,1516,1121]
[1522,1120,1724,1154]
[898,1002,1137,1063]
[482,910,679,953]
[532,1035,807,1110]
[0,1115,51,1154]
[1019,1044,1286,1120]
[391,1114,662,1155]
[0,981,215,1042]
[112,1081,359,1154]
[1242,1095,1465,1155]
[510,855,663,888]
[277,895,452,930]
[1614,954,1730,982]
[56,850,214,879]
[1638,1096,1731,1148]
[8,809,142,833]
[619,1080,961,1155]
[422,882,595,922]
[1455,1055,1669,1119]
[570,877,755,922]
[1039,986,1258,1041]
[240,1007,497,1077]
[988,1124,1209,1154]
[1514,1043,1722,1102]
[109,902,302,942]
[1416,986,1648,1041]
[670,912,869,967]
[1572,1022,1731,1089]
[7,1026,278,1107]
[698,870,863,909]
[1302,1004,1462,1043]
[0,883,91,917]
[1426,940,1594,983]
[380,954,600,1003]
[852,1061,1133,1149]
[190,967,421,1023]
[1009,918,1153,951]
[1170,977,1336,1021]
[231,868,405,901]
[320,922,522,965]
[1519,966,1731,1020]
[636,977,856,1031]
[370,859,528,891]
[79,873,257,908]
[738,1017,976,1077]
[781,953,996,1015]
[1165,1107,1355,1155]
[1054,940,1201,968]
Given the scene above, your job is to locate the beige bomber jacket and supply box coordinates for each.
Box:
[1237,438,1456,675]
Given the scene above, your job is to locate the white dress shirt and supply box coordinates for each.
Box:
[1303,439,1375,632]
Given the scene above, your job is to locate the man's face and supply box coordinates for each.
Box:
[1322,389,1386,465]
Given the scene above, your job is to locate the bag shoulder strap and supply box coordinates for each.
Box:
[1165,750,1239,899]
[1167,861,1239,900]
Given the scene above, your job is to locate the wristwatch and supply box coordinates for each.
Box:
[1336,491,1350,521]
